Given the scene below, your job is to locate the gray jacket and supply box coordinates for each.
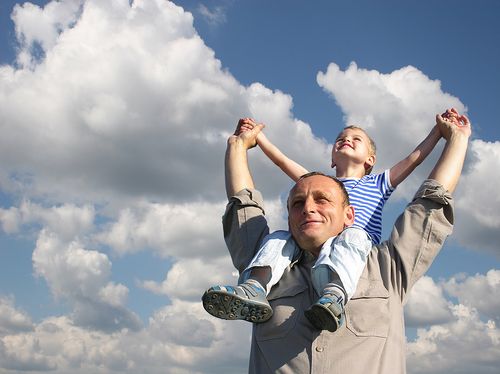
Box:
[223,179,454,374]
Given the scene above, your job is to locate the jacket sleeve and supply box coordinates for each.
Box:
[222,188,270,275]
[386,179,454,303]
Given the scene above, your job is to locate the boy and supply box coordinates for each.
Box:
[202,109,466,331]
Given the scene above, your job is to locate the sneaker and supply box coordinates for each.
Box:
[304,293,345,332]
[202,280,273,323]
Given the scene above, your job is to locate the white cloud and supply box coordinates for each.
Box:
[139,257,238,301]
[0,297,33,336]
[0,0,498,373]
[0,0,324,206]
[32,229,141,332]
[405,276,453,327]
[407,305,500,374]
[443,270,500,324]
[0,200,94,239]
[406,271,500,374]
[316,62,500,257]
[0,308,251,374]
[317,62,466,200]
[97,200,226,258]
[12,0,84,67]
[197,4,227,26]
[453,141,500,254]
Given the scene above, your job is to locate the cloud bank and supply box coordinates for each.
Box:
[0,0,498,373]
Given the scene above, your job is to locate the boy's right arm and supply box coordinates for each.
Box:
[256,131,309,182]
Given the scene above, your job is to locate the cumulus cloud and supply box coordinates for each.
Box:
[12,0,84,67]
[405,276,453,327]
[139,257,238,301]
[406,271,500,374]
[0,0,498,373]
[317,62,466,199]
[0,297,33,336]
[443,270,500,324]
[97,200,226,258]
[407,305,500,374]
[0,309,250,373]
[0,200,94,239]
[316,62,500,256]
[32,230,142,332]
[0,0,328,206]
[453,141,500,254]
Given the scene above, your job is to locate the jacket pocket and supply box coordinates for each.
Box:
[255,283,307,341]
[345,278,390,338]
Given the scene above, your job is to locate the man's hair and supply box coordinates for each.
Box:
[288,171,350,207]
[341,125,377,175]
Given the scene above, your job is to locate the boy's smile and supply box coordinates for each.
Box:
[331,127,376,175]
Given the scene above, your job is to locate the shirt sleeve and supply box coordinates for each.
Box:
[381,169,395,196]
[222,188,270,275]
[385,179,454,303]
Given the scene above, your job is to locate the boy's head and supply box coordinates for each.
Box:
[332,126,377,175]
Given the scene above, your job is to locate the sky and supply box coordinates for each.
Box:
[0,0,499,373]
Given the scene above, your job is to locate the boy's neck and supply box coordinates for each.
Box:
[334,163,367,179]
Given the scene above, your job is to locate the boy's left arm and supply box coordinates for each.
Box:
[389,124,442,187]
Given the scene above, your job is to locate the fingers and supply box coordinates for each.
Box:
[236,118,255,135]
[440,108,466,127]
[236,117,265,135]
[459,114,470,126]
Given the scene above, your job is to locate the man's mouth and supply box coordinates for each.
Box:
[300,220,322,228]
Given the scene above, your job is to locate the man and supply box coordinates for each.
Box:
[219,112,470,373]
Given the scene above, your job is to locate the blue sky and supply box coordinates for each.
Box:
[0,1,499,373]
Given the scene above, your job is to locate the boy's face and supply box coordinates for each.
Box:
[331,128,375,171]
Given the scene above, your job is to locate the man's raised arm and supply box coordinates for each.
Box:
[428,111,471,193]
[225,118,265,199]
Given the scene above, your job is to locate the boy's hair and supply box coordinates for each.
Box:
[288,171,350,207]
[342,125,377,175]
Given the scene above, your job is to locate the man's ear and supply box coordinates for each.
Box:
[344,205,355,227]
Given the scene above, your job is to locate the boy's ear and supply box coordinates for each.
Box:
[364,154,376,171]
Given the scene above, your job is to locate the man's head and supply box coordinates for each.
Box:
[287,172,355,255]
[331,126,377,175]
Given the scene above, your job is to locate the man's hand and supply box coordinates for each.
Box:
[229,118,265,150]
[436,108,471,141]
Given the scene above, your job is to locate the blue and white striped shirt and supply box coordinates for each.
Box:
[339,170,394,244]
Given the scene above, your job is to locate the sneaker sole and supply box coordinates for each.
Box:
[304,304,341,332]
[202,289,273,323]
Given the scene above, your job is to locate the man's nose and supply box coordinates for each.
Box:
[302,197,316,214]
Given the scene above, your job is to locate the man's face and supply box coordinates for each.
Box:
[288,175,354,255]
